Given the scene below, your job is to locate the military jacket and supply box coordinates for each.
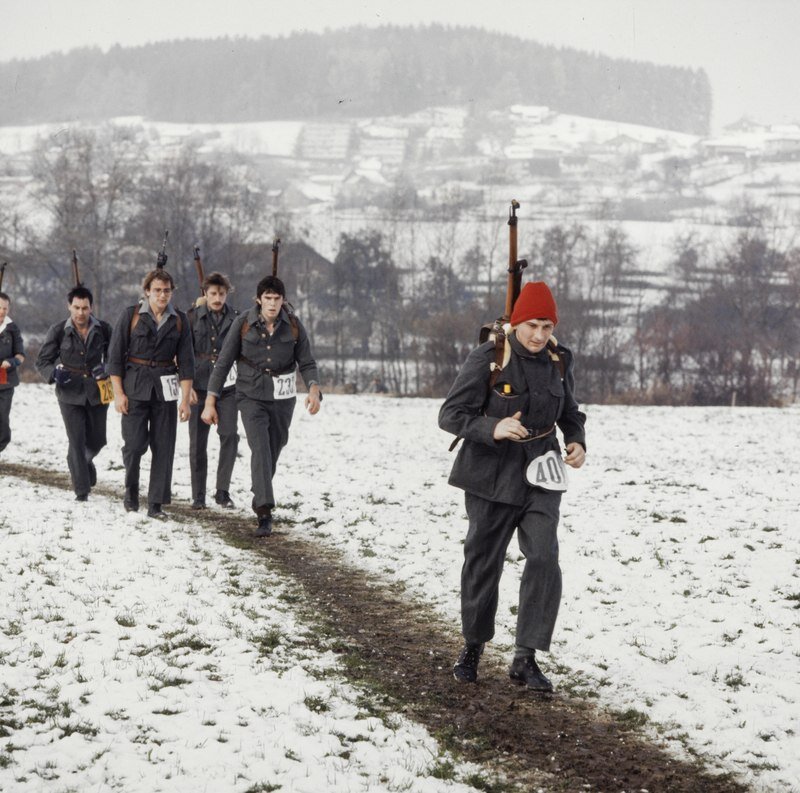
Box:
[107,301,195,402]
[438,335,586,506]
[0,318,25,390]
[207,306,319,401]
[187,302,239,391]
[35,316,112,406]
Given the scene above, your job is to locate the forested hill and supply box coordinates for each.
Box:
[0,25,711,133]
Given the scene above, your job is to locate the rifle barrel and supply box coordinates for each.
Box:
[193,245,205,293]
[157,230,169,269]
[72,249,81,287]
[271,237,281,278]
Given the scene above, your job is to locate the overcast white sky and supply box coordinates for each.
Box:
[3,0,798,132]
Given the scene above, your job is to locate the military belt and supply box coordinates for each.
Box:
[512,423,556,443]
[127,356,175,368]
[237,355,294,377]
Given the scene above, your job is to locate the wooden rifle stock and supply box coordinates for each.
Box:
[193,245,205,294]
[271,237,281,277]
[478,200,528,344]
[505,199,527,321]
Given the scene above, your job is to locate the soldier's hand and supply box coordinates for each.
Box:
[564,442,585,469]
[53,365,72,386]
[201,406,218,426]
[305,385,322,415]
[178,399,191,422]
[492,411,528,441]
[115,393,129,415]
[189,388,198,406]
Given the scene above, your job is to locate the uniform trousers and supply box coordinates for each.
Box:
[121,397,178,505]
[462,487,562,652]
[0,388,13,453]
[58,401,108,496]
[236,394,294,514]
[189,387,239,500]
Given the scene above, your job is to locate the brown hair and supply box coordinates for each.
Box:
[142,269,175,292]
[203,271,232,292]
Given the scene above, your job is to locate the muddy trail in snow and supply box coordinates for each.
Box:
[1,461,748,793]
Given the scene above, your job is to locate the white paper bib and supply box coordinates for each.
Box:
[160,373,180,402]
[525,449,568,491]
[273,370,297,400]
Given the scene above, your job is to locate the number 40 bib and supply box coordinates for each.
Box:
[525,450,568,491]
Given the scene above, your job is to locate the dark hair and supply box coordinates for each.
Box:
[203,271,232,292]
[68,285,94,305]
[0,291,9,304]
[255,275,286,299]
[142,269,175,291]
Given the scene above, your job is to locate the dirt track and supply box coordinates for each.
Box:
[1,460,749,792]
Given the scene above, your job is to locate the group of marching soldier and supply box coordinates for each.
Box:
[0,251,321,539]
[1,202,586,694]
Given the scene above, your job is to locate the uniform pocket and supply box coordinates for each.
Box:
[487,387,526,418]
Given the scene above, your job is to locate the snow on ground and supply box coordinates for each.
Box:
[2,385,800,792]
[0,389,488,793]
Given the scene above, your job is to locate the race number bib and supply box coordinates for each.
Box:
[273,370,296,400]
[97,378,114,405]
[223,361,237,389]
[525,450,568,491]
[160,373,180,402]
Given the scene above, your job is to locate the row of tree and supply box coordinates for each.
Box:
[0,25,711,133]
[1,127,798,404]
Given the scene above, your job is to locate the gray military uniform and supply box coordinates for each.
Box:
[35,316,112,496]
[0,317,24,453]
[108,299,195,507]
[187,302,239,502]
[207,305,319,515]
[439,335,586,652]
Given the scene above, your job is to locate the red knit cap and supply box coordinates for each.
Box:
[510,281,558,326]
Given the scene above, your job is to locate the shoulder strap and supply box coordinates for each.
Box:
[284,302,300,341]
[488,329,506,391]
[547,338,566,380]
[54,323,67,350]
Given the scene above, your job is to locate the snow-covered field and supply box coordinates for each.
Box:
[2,385,799,792]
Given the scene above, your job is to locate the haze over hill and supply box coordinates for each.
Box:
[0,25,711,133]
